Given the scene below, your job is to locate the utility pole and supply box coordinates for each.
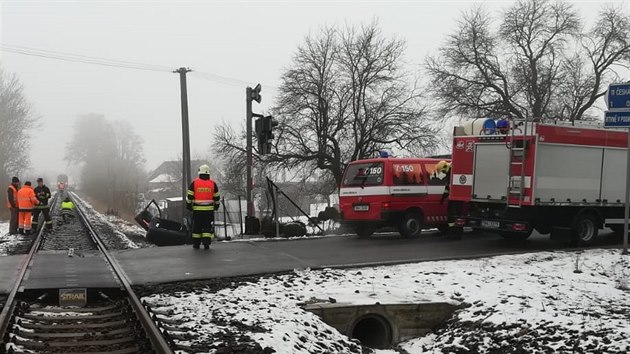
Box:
[174,67,192,224]
[245,84,261,233]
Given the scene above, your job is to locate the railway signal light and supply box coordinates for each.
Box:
[254,115,278,155]
[250,83,262,103]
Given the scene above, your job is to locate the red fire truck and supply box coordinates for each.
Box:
[339,156,451,238]
[450,119,628,245]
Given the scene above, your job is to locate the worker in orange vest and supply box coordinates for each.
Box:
[17,181,39,235]
[6,177,20,235]
[186,164,220,249]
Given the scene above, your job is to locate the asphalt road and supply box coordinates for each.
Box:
[112,229,624,285]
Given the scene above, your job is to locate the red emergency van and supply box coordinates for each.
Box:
[339,157,451,238]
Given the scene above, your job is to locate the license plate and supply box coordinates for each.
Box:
[353,205,369,212]
[481,220,500,228]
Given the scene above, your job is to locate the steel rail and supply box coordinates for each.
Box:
[70,192,173,354]
[0,194,59,339]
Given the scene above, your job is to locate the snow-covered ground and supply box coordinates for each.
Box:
[0,221,32,256]
[71,193,153,248]
[142,248,630,353]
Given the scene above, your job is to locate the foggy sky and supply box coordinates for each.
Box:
[1,0,626,180]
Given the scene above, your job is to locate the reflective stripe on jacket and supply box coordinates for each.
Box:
[7,184,18,209]
[186,178,220,211]
[17,186,38,210]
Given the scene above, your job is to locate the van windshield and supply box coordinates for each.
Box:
[342,162,384,186]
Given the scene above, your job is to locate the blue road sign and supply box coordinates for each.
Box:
[605,111,630,127]
[607,83,630,110]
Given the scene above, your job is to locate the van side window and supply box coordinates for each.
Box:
[342,162,384,186]
[426,163,449,186]
[392,164,424,185]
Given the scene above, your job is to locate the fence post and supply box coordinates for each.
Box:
[238,196,243,235]
[274,186,280,238]
[222,197,228,240]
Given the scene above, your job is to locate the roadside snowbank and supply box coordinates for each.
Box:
[142,248,630,353]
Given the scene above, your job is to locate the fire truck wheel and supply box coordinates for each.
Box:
[399,212,423,238]
[354,225,376,238]
[572,213,599,245]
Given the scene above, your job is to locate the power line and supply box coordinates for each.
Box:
[4,44,173,70]
[1,44,172,72]
[1,43,280,90]
[190,71,252,87]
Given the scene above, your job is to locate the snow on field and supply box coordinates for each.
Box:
[0,221,32,256]
[142,248,630,353]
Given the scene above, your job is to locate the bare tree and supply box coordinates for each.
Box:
[0,68,36,183]
[216,22,438,188]
[427,0,629,121]
[66,114,146,216]
[556,6,630,121]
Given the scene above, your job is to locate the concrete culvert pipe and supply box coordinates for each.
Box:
[350,314,392,349]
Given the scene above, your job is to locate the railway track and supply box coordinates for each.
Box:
[0,192,173,354]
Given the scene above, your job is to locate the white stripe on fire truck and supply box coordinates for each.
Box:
[340,186,390,196]
[340,185,445,196]
[427,186,446,194]
[452,174,473,186]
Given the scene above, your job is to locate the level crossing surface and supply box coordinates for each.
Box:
[0,255,26,293]
[23,250,120,289]
[111,230,621,285]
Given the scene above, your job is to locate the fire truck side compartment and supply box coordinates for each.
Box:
[472,143,509,201]
[534,144,602,203]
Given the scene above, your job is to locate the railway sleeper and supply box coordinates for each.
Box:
[2,348,141,354]
[11,335,136,348]
[20,311,125,321]
[59,348,141,354]
[25,304,120,313]
[16,327,131,339]
[16,319,128,330]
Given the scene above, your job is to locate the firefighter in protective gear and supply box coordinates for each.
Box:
[6,177,20,235]
[437,161,452,204]
[33,178,53,231]
[17,181,39,235]
[60,197,75,222]
[186,164,220,249]
[436,161,463,239]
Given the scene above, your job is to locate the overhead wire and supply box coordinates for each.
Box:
[0,43,278,89]
[0,44,172,72]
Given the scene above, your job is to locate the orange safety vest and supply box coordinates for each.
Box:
[7,184,17,208]
[192,178,216,211]
[17,186,38,210]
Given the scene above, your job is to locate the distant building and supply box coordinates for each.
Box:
[146,160,212,201]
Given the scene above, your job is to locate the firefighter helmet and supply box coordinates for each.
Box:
[198,164,211,176]
[436,160,451,174]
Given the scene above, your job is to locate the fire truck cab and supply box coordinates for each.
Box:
[451,118,629,245]
[339,156,451,238]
